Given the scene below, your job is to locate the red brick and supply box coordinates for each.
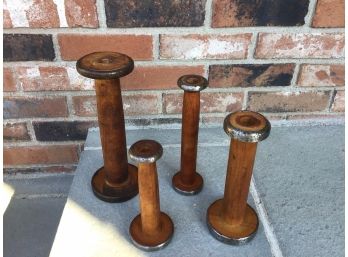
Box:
[4,68,16,92]
[4,96,68,119]
[3,0,12,28]
[65,0,99,28]
[15,66,94,91]
[212,0,309,27]
[4,145,79,166]
[209,64,295,87]
[26,0,60,28]
[312,0,344,28]
[255,33,344,59]
[297,64,344,87]
[247,91,331,112]
[4,122,31,141]
[73,94,160,117]
[160,34,252,59]
[331,91,344,112]
[121,66,205,90]
[58,34,153,61]
[164,92,243,114]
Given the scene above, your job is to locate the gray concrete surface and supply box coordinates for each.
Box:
[3,124,344,257]
[50,125,344,257]
[3,174,73,257]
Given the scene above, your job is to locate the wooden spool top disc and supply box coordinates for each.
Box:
[129,140,163,163]
[76,52,134,79]
[177,74,208,92]
[224,110,271,143]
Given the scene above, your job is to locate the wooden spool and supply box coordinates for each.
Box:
[172,75,208,195]
[207,110,271,244]
[129,140,174,251]
[76,52,138,203]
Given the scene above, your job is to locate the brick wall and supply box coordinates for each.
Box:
[3,0,345,174]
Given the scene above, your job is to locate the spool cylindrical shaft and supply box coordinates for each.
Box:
[95,79,128,185]
[180,92,200,184]
[222,139,257,225]
[138,162,161,235]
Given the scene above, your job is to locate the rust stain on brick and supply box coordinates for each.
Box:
[298,64,344,87]
[209,64,294,87]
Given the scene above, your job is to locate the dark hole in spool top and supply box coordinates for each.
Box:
[237,115,261,127]
[186,77,200,84]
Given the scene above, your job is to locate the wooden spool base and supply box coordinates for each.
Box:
[91,164,138,203]
[172,172,203,195]
[129,212,174,251]
[206,199,258,245]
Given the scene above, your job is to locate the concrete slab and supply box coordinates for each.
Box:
[4,174,73,197]
[253,125,344,257]
[50,125,344,257]
[50,146,273,257]
[4,197,67,257]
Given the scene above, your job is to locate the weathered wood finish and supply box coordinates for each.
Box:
[138,162,161,235]
[96,79,128,185]
[207,110,271,244]
[180,92,200,184]
[172,75,208,195]
[222,139,257,225]
[76,52,138,203]
[129,140,174,251]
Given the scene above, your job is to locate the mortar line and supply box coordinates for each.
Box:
[305,0,318,27]
[327,89,337,112]
[26,120,37,141]
[3,110,344,125]
[250,177,284,257]
[51,33,62,61]
[3,85,342,97]
[3,27,344,34]
[290,63,301,87]
[247,33,258,60]
[3,59,345,67]
[96,0,107,28]
[242,90,248,109]
[204,0,213,29]
[153,34,160,60]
